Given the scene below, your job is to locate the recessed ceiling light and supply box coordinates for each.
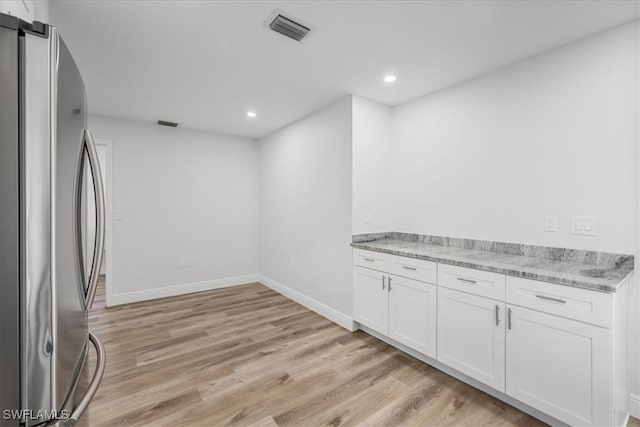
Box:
[384,75,397,83]
[246,111,257,118]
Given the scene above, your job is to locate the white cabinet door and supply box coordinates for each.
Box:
[506,305,610,426]
[388,275,437,358]
[353,266,388,335]
[438,287,505,392]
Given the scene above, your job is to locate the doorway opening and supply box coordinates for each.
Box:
[84,138,112,310]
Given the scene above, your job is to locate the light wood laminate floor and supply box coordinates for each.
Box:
[83,279,638,427]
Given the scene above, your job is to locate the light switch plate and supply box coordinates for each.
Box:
[571,215,597,236]
[544,215,558,232]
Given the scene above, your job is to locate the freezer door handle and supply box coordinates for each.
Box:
[66,332,106,426]
[83,129,105,310]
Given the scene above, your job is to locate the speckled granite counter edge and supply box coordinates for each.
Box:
[352,232,634,293]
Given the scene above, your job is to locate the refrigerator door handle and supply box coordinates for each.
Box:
[67,332,106,425]
[83,129,105,310]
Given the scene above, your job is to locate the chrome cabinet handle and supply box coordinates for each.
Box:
[83,129,105,310]
[364,257,376,262]
[507,308,513,330]
[495,305,500,326]
[388,277,392,291]
[67,332,106,425]
[456,277,477,284]
[402,266,417,271]
[535,294,566,304]
[382,275,386,290]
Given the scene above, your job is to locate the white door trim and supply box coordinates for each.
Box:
[94,138,113,307]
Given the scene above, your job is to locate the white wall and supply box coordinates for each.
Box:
[352,96,392,234]
[89,115,260,304]
[30,0,47,23]
[387,21,638,254]
[259,97,353,322]
[0,0,49,23]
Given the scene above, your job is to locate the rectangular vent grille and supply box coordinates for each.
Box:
[157,120,178,127]
[269,14,311,42]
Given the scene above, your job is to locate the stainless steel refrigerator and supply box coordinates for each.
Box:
[0,14,105,427]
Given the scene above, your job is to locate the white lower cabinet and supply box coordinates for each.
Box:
[437,287,506,392]
[353,266,388,335]
[388,276,437,358]
[505,305,610,426]
[353,249,629,426]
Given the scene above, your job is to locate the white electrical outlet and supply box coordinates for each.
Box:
[544,215,558,232]
[571,216,597,236]
[290,261,296,272]
[180,258,188,268]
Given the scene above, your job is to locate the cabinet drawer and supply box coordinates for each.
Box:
[353,249,388,271]
[438,264,506,301]
[506,276,611,328]
[389,255,437,284]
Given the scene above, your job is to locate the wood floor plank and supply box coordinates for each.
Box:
[83,278,548,427]
[246,417,280,427]
[299,376,408,427]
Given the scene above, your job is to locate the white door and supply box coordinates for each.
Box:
[506,305,610,426]
[388,275,437,358]
[353,266,388,335]
[437,287,505,391]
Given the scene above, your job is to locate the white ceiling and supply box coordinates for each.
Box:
[50,1,639,139]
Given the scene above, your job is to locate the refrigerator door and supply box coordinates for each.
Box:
[0,22,20,427]
[51,30,106,424]
[52,30,90,411]
[21,26,105,427]
[22,27,54,424]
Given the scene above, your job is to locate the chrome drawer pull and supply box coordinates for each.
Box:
[456,277,477,284]
[363,257,376,262]
[382,276,386,290]
[535,294,567,304]
[495,305,500,326]
[507,308,513,330]
[402,266,417,271]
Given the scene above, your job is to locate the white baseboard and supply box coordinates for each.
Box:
[631,393,640,420]
[258,274,356,331]
[107,274,260,306]
[107,273,355,332]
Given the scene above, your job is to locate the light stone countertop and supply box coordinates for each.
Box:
[352,236,634,293]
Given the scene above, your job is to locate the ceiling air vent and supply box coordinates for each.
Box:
[157,120,179,127]
[268,13,311,42]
